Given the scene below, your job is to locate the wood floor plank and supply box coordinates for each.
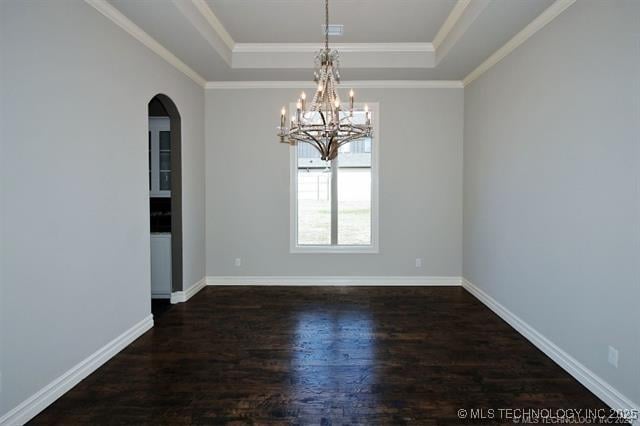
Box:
[29,286,613,425]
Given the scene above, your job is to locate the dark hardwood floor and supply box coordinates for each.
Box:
[151,298,173,319]
[31,286,611,425]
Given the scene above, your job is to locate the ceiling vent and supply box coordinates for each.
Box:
[324,24,344,36]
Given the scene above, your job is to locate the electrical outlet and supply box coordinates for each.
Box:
[234,258,241,267]
[415,258,422,268]
[608,346,619,368]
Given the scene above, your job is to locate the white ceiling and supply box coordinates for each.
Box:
[105,0,555,82]
[206,0,457,43]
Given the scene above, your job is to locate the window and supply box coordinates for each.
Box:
[290,103,379,253]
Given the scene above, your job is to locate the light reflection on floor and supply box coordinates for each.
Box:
[291,310,377,419]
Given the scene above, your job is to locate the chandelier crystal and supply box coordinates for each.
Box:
[277,0,372,161]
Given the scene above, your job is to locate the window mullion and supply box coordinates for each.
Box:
[330,157,338,245]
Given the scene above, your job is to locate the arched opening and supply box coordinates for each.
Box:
[148,94,182,316]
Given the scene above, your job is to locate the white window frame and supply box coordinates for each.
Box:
[290,102,379,254]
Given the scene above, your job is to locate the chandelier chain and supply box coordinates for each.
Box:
[325,0,329,50]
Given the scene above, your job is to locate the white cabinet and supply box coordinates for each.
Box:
[150,233,172,298]
[149,117,171,198]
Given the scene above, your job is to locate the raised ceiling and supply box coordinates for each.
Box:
[102,0,559,83]
[205,0,458,43]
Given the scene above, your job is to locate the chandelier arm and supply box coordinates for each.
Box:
[328,135,341,160]
[289,135,321,154]
[343,124,370,134]
[299,140,326,157]
[337,126,368,137]
[288,132,313,144]
[318,109,327,126]
[338,123,359,131]
[300,130,322,145]
[300,130,326,153]
[338,133,365,140]
[295,125,326,132]
[334,134,369,149]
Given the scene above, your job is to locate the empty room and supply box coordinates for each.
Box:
[1,0,639,424]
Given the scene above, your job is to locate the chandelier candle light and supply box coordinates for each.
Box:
[277,0,372,161]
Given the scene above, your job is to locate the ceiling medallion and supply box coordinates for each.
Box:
[277,0,372,161]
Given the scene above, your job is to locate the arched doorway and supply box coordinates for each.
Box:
[148,94,182,314]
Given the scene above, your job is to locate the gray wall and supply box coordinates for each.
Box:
[205,88,463,276]
[3,0,637,418]
[463,0,640,406]
[0,0,205,416]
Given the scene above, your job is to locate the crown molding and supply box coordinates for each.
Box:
[463,0,576,87]
[433,0,471,49]
[189,0,439,69]
[205,80,463,89]
[173,0,233,66]
[232,43,435,69]
[87,0,576,88]
[84,0,206,87]
[233,42,434,54]
[434,0,490,64]
[191,0,235,51]
[187,2,435,69]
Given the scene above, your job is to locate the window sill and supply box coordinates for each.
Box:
[291,245,379,254]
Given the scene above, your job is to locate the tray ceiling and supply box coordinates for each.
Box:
[205,0,457,44]
[102,0,558,82]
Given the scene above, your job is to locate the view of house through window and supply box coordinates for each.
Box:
[294,108,376,250]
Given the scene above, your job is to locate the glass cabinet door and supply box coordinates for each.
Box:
[148,117,171,197]
[159,130,171,191]
[149,131,152,190]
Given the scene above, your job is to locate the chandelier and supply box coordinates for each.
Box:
[277,0,372,161]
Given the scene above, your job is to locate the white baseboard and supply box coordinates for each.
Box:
[3,280,636,425]
[170,277,207,304]
[170,292,182,304]
[462,278,640,423]
[206,276,462,286]
[0,315,153,426]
